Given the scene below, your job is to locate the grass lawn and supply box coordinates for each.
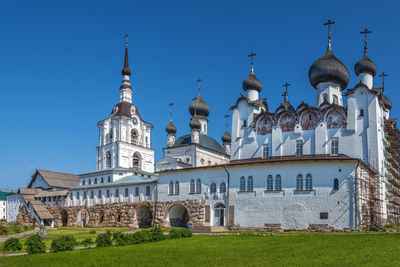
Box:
[1,233,400,266]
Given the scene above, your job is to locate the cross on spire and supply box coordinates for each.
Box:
[248,52,256,73]
[224,114,230,130]
[323,19,335,50]
[196,78,202,96]
[168,102,174,121]
[360,28,372,55]
[379,72,388,91]
[124,33,129,46]
[282,82,290,103]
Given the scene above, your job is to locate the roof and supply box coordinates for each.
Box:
[172,134,227,155]
[28,169,79,189]
[17,187,54,220]
[158,154,376,175]
[0,192,13,201]
[35,190,69,197]
[71,175,158,190]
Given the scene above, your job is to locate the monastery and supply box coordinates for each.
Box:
[7,22,400,231]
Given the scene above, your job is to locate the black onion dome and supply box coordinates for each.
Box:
[189,95,210,117]
[382,93,392,110]
[309,48,350,90]
[222,130,231,143]
[242,73,262,92]
[355,54,377,77]
[166,121,177,134]
[189,116,201,130]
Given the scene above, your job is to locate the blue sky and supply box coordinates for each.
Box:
[0,0,399,189]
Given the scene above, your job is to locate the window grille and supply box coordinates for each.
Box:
[239,177,246,191]
[331,138,339,155]
[296,174,303,190]
[220,182,226,193]
[266,175,273,191]
[247,176,253,192]
[262,144,269,159]
[305,174,313,190]
[175,181,179,195]
[275,175,282,190]
[210,183,217,194]
[296,140,303,156]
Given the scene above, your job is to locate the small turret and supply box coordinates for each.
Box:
[166,103,177,147]
[190,116,200,144]
[354,29,376,89]
[120,35,133,103]
[243,52,262,101]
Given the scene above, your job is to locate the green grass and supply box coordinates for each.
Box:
[1,233,400,266]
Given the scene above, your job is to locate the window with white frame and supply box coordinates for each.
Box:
[220,182,226,193]
[196,179,201,194]
[125,188,129,197]
[296,140,303,156]
[82,180,85,185]
[90,191,94,199]
[262,144,269,159]
[305,174,313,190]
[169,181,174,195]
[210,183,217,194]
[296,174,303,190]
[98,190,102,198]
[189,179,195,194]
[239,176,246,191]
[146,186,150,196]
[175,181,179,195]
[275,175,282,190]
[247,176,253,192]
[331,137,339,155]
[115,189,119,197]
[106,190,110,198]
[135,187,139,196]
[266,175,273,191]
[333,178,339,190]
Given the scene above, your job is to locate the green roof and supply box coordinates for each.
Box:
[0,192,13,201]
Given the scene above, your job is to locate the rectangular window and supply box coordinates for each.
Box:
[82,180,85,185]
[125,188,129,197]
[146,186,151,196]
[108,176,111,182]
[88,179,92,185]
[106,190,110,198]
[135,187,139,196]
[98,191,102,198]
[296,140,303,156]
[262,144,269,159]
[331,137,339,155]
[115,189,119,197]
[83,192,87,199]
[77,192,79,199]
[242,120,247,128]
[360,109,364,117]
[320,212,328,219]
[90,191,94,199]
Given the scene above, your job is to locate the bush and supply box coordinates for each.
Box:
[150,227,165,241]
[113,232,135,246]
[0,226,7,235]
[168,228,193,239]
[132,230,151,243]
[50,235,77,252]
[2,238,22,251]
[89,230,96,234]
[96,231,112,247]
[25,235,46,254]
[80,237,93,247]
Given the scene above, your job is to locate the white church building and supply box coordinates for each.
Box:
[9,22,400,231]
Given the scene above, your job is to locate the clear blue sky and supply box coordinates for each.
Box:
[1,0,399,189]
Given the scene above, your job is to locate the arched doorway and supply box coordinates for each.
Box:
[132,152,141,170]
[168,204,189,227]
[76,209,89,227]
[136,204,152,228]
[61,209,69,227]
[214,203,226,226]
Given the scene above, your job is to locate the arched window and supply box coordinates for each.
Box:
[101,177,104,183]
[333,178,339,190]
[332,95,338,105]
[131,129,138,144]
[220,182,226,193]
[296,174,303,190]
[196,179,201,194]
[95,178,98,184]
[240,176,246,191]
[190,179,195,194]
[210,183,217,194]
[146,186,150,196]
[135,187,139,196]
[169,181,174,195]
[76,192,79,199]
[106,151,112,168]
[98,190,102,198]
[117,214,121,222]
[106,190,110,197]
[82,180,85,185]
[88,179,92,185]
[305,174,313,190]
[125,188,129,197]
[175,181,179,195]
[266,175,273,191]
[132,152,141,170]
[275,175,282,191]
[247,176,253,192]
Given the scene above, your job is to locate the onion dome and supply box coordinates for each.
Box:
[243,73,262,92]
[222,130,231,143]
[166,121,177,134]
[309,47,350,90]
[355,54,377,77]
[382,93,392,110]
[189,95,210,117]
[121,43,131,76]
[189,116,201,130]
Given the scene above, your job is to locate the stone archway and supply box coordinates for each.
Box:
[136,204,152,228]
[61,209,68,227]
[167,204,189,227]
[77,209,89,227]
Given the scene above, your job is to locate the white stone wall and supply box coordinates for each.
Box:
[30,175,50,189]
[6,194,20,223]
[0,200,7,220]
[158,160,366,229]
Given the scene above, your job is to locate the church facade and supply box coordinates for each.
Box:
[9,23,400,231]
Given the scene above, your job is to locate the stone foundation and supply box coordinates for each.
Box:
[15,205,36,226]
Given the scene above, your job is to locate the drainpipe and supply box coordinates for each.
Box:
[84,187,88,227]
[223,165,230,227]
[354,161,360,230]
[154,180,158,227]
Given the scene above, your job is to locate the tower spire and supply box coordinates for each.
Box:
[282,82,290,103]
[360,28,372,56]
[196,78,202,96]
[248,52,256,74]
[122,34,131,76]
[168,102,174,121]
[323,19,335,51]
[379,72,388,92]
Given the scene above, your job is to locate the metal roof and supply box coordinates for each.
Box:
[173,134,227,155]
[71,175,157,190]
